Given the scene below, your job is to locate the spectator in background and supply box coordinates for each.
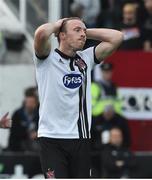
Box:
[94,63,117,97]
[119,3,144,50]
[91,62,122,117]
[24,86,39,101]
[143,0,152,52]
[102,127,136,178]
[7,87,39,152]
[91,104,131,150]
[0,112,11,128]
[97,0,143,29]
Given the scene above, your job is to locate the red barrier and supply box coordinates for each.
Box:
[107,51,152,88]
[107,51,152,151]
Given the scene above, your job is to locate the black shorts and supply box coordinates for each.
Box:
[38,137,91,178]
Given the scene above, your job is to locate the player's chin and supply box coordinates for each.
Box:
[76,44,84,51]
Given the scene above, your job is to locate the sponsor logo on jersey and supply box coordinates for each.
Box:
[63,74,82,89]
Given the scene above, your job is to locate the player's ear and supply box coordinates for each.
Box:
[59,32,66,40]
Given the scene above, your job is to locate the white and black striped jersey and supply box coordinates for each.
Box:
[33,46,99,139]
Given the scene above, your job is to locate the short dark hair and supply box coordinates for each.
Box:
[24,86,39,102]
[57,17,83,43]
[24,86,37,97]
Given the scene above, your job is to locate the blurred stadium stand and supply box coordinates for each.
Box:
[0,151,152,178]
[0,0,60,64]
[0,0,32,64]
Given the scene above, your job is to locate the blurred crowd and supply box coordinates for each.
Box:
[3,87,39,152]
[70,0,152,51]
[90,62,136,177]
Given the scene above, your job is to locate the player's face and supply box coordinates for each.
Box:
[62,20,87,51]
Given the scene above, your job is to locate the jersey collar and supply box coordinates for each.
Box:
[55,48,77,60]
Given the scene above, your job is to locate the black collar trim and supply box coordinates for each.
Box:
[55,48,76,59]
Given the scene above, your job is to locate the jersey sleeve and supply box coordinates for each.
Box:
[80,46,100,70]
[33,51,51,67]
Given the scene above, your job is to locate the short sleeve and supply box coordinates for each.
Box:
[33,51,51,68]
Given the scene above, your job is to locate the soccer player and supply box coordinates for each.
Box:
[0,112,12,128]
[33,17,123,178]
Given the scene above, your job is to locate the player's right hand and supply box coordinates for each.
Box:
[54,18,68,37]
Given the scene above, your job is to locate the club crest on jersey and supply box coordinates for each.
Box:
[75,58,87,73]
[63,74,82,89]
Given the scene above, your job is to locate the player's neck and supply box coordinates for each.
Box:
[58,44,76,58]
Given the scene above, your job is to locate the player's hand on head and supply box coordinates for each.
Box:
[54,18,68,37]
[0,112,12,128]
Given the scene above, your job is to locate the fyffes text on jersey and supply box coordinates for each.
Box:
[63,74,82,89]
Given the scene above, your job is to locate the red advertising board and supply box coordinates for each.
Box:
[107,51,152,151]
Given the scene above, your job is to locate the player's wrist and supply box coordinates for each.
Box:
[86,29,95,39]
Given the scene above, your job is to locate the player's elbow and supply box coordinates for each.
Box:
[34,26,48,42]
[113,31,124,46]
[117,31,124,44]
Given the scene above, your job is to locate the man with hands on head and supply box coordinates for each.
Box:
[34,17,123,178]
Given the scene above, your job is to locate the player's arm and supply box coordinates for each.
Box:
[0,112,12,128]
[86,28,124,63]
[34,19,65,59]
